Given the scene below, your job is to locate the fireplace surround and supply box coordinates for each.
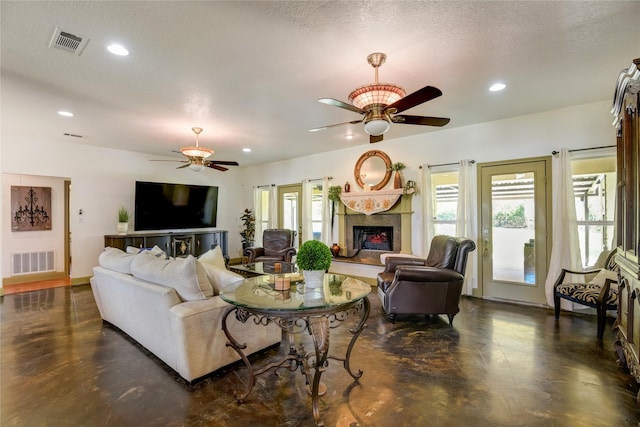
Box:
[336,194,413,265]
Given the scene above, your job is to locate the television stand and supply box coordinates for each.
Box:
[104,230,228,259]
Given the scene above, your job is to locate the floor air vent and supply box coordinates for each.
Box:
[48,27,89,56]
[12,251,55,275]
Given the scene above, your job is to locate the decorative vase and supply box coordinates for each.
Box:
[302,270,325,288]
[330,243,340,258]
[344,181,351,193]
[117,222,129,235]
[393,171,403,189]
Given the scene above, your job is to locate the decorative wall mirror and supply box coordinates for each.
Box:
[354,150,392,190]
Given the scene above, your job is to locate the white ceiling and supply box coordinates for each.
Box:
[2,1,639,168]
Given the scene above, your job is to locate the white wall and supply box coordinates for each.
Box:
[1,136,243,283]
[1,99,617,288]
[243,100,617,256]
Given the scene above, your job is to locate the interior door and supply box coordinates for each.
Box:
[278,184,302,247]
[479,158,551,305]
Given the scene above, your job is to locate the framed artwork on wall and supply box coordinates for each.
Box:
[11,186,52,232]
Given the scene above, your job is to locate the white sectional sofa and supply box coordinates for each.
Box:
[90,247,281,382]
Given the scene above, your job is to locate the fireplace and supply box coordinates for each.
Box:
[336,193,413,265]
[353,226,393,251]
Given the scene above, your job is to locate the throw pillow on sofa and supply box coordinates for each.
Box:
[99,247,137,275]
[130,252,213,301]
[197,261,243,294]
[198,246,226,269]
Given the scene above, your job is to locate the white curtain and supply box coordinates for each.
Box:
[321,177,331,245]
[252,187,263,246]
[267,185,277,229]
[544,148,582,307]
[456,160,478,294]
[301,179,314,242]
[421,164,435,257]
[253,185,278,246]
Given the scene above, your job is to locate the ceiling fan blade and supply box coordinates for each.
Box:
[207,160,239,166]
[392,115,450,127]
[370,134,384,143]
[207,164,229,171]
[309,120,362,132]
[176,164,191,169]
[318,98,365,114]
[386,86,443,114]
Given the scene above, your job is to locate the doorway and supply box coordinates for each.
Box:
[278,184,302,247]
[478,157,551,305]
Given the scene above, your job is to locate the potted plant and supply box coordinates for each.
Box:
[117,206,129,235]
[389,162,406,189]
[327,185,342,238]
[240,208,255,250]
[296,240,332,288]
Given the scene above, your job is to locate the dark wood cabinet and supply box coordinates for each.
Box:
[612,58,640,404]
[104,230,228,258]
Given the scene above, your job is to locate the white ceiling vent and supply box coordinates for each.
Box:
[48,27,89,56]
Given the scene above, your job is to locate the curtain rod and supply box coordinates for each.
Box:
[419,160,475,169]
[551,145,615,155]
[256,184,275,189]
[309,176,333,182]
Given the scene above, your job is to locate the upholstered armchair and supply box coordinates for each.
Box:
[244,229,297,263]
[553,250,619,340]
[377,235,476,325]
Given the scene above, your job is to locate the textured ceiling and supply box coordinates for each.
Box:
[1,1,639,167]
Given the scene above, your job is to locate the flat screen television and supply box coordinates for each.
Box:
[134,181,219,231]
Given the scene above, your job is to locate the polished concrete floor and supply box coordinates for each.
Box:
[2,284,639,426]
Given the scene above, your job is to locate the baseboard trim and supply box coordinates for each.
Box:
[71,276,91,286]
[2,271,67,286]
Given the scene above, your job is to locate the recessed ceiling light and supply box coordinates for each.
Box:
[107,44,129,56]
[242,148,251,153]
[489,83,506,92]
[345,134,354,140]
[58,110,74,117]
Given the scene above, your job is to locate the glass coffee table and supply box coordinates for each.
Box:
[220,273,371,427]
[228,261,297,277]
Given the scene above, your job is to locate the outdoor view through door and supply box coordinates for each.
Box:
[278,184,301,248]
[480,159,551,305]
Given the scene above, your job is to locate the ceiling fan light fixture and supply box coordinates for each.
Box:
[180,146,213,159]
[364,118,391,136]
[188,162,205,172]
[180,127,213,159]
[349,84,405,110]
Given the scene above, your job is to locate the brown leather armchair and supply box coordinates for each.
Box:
[244,229,297,263]
[377,235,476,325]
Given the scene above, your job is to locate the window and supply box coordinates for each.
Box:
[255,187,270,245]
[431,170,459,236]
[571,156,616,267]
[310,182,324,241]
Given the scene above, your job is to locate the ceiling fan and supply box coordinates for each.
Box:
[151,127,239,172]
[310,52,450,143]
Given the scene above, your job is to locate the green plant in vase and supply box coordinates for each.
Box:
[389,162,406,189]
[240,208,255,249]
[117,206,129,235]
[296,240,332,288]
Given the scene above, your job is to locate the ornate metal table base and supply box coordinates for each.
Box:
[222,297,370,427]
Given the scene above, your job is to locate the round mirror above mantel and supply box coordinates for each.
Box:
[354,150,392,190]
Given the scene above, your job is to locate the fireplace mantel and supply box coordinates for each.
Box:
[335,194,413,263]
[339,188,403,215]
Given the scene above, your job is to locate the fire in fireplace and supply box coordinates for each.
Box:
[353,226,393,251]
